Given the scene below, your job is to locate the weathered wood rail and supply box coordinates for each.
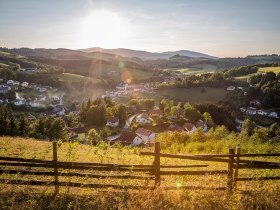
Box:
[1,142,280,194]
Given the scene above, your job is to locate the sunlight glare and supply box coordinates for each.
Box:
[81,10,129,48]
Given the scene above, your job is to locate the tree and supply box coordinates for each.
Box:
[43,116,53,136]
[67,112,76,128]
[78,102,87,124]
[8,115,17,136]
[203,112,214,128]
[87,128,101,144]
[18,116,28,136]
[241,119,256,136]
[49,118,67,141]
[100,127,111,138]
[184,103,201,123]
[116,104,127,124]
[250,128,270,143]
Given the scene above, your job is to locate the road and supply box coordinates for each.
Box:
[106,114,138,141]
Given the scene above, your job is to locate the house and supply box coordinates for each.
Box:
[135,128,155,143]
[68,127,87,141]
[0,85,9,94]
[257,109,268,116]
[13,81,20,86]
[226,86,235,91]
[106,117,119,127]
[29,101,45,108]
[168,124,184,133]
[6,80,14,85]
[196,120,208,132]
[269,112,279,119]
[21,82,29,87]
[136,113,150,124]
[56,108,65,116]
[240,107,246,113]
[117,131,143,146]
[246,107,257,115]
[235,119,243,131]
[149,109,163,118]
[14,99,25,106]
[250,99,261,107]
[183,122,196,134]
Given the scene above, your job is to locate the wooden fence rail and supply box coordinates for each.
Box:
[1,141,280,194]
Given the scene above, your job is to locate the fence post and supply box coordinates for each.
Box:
[233,144,241,187]
[154,142,161,187]
[53,141,59,194]
[227,148,235,194]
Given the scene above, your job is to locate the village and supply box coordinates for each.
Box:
[225,85,280,131]
[0,79,65,116]
[1,75,279,147]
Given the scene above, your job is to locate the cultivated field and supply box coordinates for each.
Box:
[1,137,280,209]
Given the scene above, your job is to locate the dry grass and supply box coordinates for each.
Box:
[1,137,280,209]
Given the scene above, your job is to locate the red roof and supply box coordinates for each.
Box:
[183,123,195,132]
[106,117,119,123]
[149,109,163,116]
[168,124,184,132]
[118,131,137,144]
[135,128,154,137]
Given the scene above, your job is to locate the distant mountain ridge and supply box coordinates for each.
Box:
[79,47,218,60]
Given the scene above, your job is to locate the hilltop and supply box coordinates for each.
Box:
[80,47,217,60]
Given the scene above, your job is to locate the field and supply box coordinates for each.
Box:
[175,64,217,75]
[53,73,100,83]
[1,137,280,209]
[235,66,280,80]
[151,87,226,104]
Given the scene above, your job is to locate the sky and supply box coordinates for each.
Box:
[0,0,280,57]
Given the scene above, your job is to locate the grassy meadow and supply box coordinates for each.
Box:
[1,137,280,209]
[175,64,217,75]
[235,66,280,80]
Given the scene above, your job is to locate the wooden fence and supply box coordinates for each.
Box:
[1,142,280,194]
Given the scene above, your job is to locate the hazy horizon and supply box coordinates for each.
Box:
[1,0,280,57]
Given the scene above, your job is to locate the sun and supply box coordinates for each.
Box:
[81,10,129,48]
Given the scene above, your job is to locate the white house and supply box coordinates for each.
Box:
[21,82,29,87]
[240,107,246,113]
[56,108,65,116]
[227,86,235,91]
[250,99,261,107]
[14,99,25,106]
[246,107,257,115]
[6,80,14,85]
[136,113,150,124]
[29,101,45,108]
[13,81,20,86]
[257,109,268,116]
[269,112,279,119]
[0,85,9,94]
[183,122,196,134]
[118,131,143,146]
[106,117,119,127]
[135,128,155,144]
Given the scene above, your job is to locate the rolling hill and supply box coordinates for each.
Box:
[79,47,217,60]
